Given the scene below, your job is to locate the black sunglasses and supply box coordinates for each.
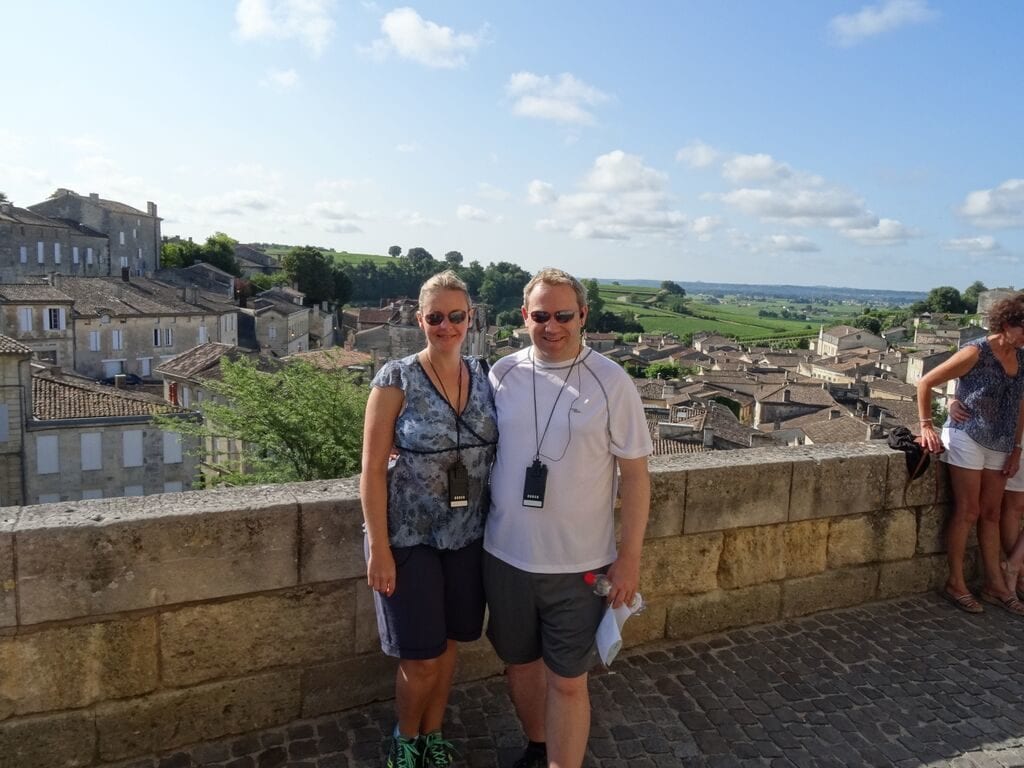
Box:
[529,310,578,324]
[423,310,468,326]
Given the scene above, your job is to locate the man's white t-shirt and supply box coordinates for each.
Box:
[485,346,653,574]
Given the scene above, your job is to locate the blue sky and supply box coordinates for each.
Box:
[2,1,1022,291]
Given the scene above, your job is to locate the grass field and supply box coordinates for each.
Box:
[262,246,391,267]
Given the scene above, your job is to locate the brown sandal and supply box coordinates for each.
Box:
[980,591,1024,617]
[940,589,983,614]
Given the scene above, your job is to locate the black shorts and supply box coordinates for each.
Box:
[482,551,608,678]
[371,538,485,660]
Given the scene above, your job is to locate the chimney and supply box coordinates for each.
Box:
[89,192,99,201]
[829,409,841,420]
[0,201,10,214]
[188,285,199,305]
[114,374,126,389]
[147,201,158,217]
[702,427,715,448]
[121,266,130,282]
[783,390,792,402]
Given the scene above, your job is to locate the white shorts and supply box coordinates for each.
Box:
[941,426,1009,472]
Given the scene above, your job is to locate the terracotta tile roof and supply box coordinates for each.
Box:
[0,205,71,228]
[32,369,189,420]
[287,347,372,370]
[56,276,234,317]
[634,379,666,399]
[801,416,872,444]
[0,335,32,354]
[0,284,73,303]
[43,191,151,217]
[758,383,838,407]
[651,439,707,456]
[155,342,239,379]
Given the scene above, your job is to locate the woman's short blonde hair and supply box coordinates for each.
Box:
[522,267,587,309]
[419,270,470,307]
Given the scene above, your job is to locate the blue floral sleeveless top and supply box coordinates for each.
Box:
[951,338,1024,452]
[371,355,497,549]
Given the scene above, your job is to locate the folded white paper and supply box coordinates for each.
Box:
[595,595,644,666]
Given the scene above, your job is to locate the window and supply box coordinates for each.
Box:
[137,247,142,260]
[268,324,277,340]
[36,435,59,474]
[53,243,61,264]
[181,387,191,407]
[86,247,94,265]
[17,307,32,333]
[81,489,103,500]
[163,328,173,347]
[139,357,151,376]
[197,325,208,344]
[0,404,8,442]
[37,241,44,264]
[44,307,66,331]
[164,481,184,493]
[38,493,61,504]
[89,330,100,351]
[81,432,102,470]
[163,432,183,464]
[123,430,143,467]
[111,329,124,350]
[19,245,27,264]
[124,485,144,497]
[132,228,137,240]
[72,246,80,264]
[119,256,129,268]
[153,328,174,347]
[119,231,125,246]
[102,360,124,378]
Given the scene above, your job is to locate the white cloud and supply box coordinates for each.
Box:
[396,210,443,227]
[477,182,509,201]
[395,142,419,153]
[722,153,792,184]
[942,235,1001,254]
[761,234,821,253]
[958,179,1024,228]
[838,217,915,245]
[720,187,863,223]
[529,150,687,242]
[370,7,486,68]
[506,72,610,126]
[261,68,300,88]
[690,216,723,241]
[676,140,720,169]
[235,0,336,55]
[202,189,282,216]
[829,0,936,47]
[456,204,500,223]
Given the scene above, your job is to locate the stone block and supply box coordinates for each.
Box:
[790,452,888,521]
[783,519,829,578]
[160,583,356,687]
[666,583,781,641]
[0,616,157,718]
[95,671,300,763]
[682,459,791,533]
[884,452,950,510]
[294,478,367,583]
[14,486,299,624]
[646,468,686,539]
[0,710,95,768]
[0,508,16,630]
[355,579,381,655]
[453,637,505,683]
[302,654,397,718]
[917,504,971,554]
[718,525,785,589]
[640,533,723,596]
[827,510,917,568]
[878,554,951,598]
[781,566,878,618]
[622,601,667,649]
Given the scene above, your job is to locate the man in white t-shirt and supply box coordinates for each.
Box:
[484,268,653,768]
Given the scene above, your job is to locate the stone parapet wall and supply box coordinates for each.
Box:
[0,444,958,767]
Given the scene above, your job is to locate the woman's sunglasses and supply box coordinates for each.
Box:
[529,310,577,324]
[423,310,468,326]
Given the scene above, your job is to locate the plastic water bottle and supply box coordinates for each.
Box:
[584,572,645,613]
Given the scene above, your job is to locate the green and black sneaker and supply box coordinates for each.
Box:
[421,730,457,768]
[385,733,420,768]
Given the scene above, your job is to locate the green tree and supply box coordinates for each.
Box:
[201,232,242,276]
[0,192,8,203]
[495,309,522,327]
[157,358,367,485]
[249,272,290,292]
[480,262,531,313]
[660,280,686,296]
[584,279,604,332]
[388,245,402,258]
[161,239,203,269]
[406,246,434,264]
[853,315,882,335]
[459,260,486,298]
[926,286,964,313]
[444,250,464,266]
[332,267,353,305]
[282,246,335,304]
[962,280,987,313]
[645,362,682,380]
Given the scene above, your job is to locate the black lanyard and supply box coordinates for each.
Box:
[531,346,581,462]
[426,355,463,460]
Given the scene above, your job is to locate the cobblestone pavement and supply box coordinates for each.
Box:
[121,594,1024,768]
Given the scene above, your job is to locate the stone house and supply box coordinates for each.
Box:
[0,200,109,282]
[233,244,283,278]
[0,283,76,367]
[245,291,311,356]
[905,349,955,385]
[815,325,886,357]
[754,383,838,427]
[28,189,161,275]
[0,337,198,505]
[55,273,239,380]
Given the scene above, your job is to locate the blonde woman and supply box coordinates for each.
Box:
[361,271,497,768]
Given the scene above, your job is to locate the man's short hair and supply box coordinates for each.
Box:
[523,268,587,310]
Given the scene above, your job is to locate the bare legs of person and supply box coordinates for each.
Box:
[395,641,458,737]
[507,659,590,768]
[1001,491,1024,596]
[946,466,1016,603]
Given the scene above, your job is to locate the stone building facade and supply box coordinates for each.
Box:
[0,283,76,368]
[0,201,109,282]
[28,189,162,276]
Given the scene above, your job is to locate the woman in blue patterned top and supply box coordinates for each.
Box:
[360,270,497,768]
[917,292,1024,617]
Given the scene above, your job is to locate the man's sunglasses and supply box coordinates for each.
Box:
[423,310,468,326]
[529,310,578,324]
